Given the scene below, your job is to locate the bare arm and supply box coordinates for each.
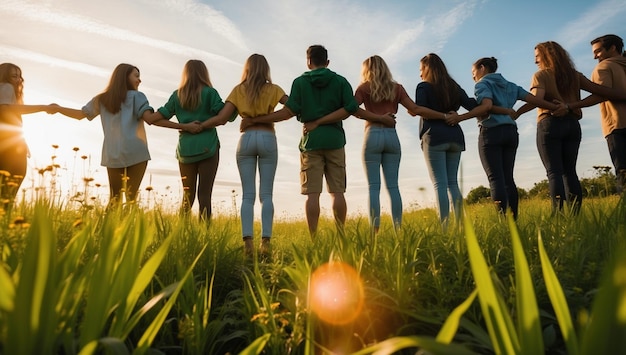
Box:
[198,102,238,130]
[401,94,452,120]
[142,110,201,133]
[303,107,351,133]
[51,105,87,120]
[512,86,543,119]
[250,106,295,124]
[0,104,57,115]
[448,98,493,124]
[568,74,626,110]
[353,107,396,127]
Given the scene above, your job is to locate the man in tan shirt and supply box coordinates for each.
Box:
[590,34,626,190]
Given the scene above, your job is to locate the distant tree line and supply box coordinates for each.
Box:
[466,166,619,204]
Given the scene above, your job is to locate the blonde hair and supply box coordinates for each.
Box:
[241,54,272,103]
[361,55,396,103]
[178,60,213,111]
[0,63,24,104]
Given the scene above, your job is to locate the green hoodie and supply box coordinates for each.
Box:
[285,67,358,151]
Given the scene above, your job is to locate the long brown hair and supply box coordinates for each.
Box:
[361,55,396,103]
[420,53,460,111]
[97,63,138,114]
[241,54,272,103]
[0,63,24,104]
[178,60,213,111]
[534,41,578,99]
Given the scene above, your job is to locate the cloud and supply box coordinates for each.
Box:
[0,0,241,66]
[558,0,626,48]
[381,1,479,61]
[149,0,248,51]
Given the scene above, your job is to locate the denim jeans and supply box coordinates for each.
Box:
[363,127,402,229]
[606,128,626,191]
[478,124,519,218]
[423,142,463,222]
[236,130,278,238]
[536,116,582,212]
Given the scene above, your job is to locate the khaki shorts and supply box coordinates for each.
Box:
[300,148,346,194]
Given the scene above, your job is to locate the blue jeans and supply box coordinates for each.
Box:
[363,127,402,229]
[423,142,463,222]
[536,116,582,212]
[607,128,626,191]
[236,130,278,238]
[478,124,519,218]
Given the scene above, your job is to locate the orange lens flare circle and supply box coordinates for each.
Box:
[309,261,365,325]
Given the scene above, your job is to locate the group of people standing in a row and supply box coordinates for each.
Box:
[1,34,625,253]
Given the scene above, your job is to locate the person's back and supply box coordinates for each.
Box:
[288,66,356,151]
[476,73,526,127]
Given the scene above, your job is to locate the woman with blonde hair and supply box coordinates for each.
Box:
[53,63,193,206]
[514,41,626,214]
[201,54,288,255]
[145,60,230,220]
[0,63,55,208]
[355,55,455,232]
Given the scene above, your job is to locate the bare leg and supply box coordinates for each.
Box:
[305,192,321,237]
[331,192,347,231]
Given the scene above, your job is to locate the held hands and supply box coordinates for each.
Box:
[507,108,520,120]
[46,103,60,114]
[551,100,569,117]
[180,121,203,134]
[444,111,461,125]
[379,113,396,128]
[303,121,319,135]
[240,117,254,132]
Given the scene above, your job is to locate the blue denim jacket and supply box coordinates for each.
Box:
[475,73,529,128]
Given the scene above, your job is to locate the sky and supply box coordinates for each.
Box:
[1,0,625,219]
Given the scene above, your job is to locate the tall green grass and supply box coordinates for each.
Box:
[0,196,624,354]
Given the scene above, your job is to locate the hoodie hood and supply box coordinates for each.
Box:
[302,67,336,88]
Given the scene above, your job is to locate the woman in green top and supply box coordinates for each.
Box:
[146,60,229,220]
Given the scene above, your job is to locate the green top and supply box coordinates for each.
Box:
[158,86,232,163]
[285,67,358,151]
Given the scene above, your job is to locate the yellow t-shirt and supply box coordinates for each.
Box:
[226,83,286,131]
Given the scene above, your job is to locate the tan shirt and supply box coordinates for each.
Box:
[530,69,582,122]
[591,56,626,137]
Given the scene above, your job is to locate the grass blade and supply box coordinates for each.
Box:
[507,214,543,354]
[463,214,519,354]
[580,245,626,354]
[538,232,579,355]
[436,288,478,343]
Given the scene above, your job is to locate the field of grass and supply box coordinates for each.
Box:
[0,195,624,354]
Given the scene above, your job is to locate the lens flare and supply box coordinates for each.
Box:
[309,261,364,325]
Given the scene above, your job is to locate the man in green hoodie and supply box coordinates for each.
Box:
[250,45,358,236]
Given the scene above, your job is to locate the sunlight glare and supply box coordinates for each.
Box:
[309,261,364,325]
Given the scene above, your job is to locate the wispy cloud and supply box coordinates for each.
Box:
[381,1,478,62]
[558,0,626,48]
[0,45,109,77]
[150,0,249,51]
[0,0,241,66]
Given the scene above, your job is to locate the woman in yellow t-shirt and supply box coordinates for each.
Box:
[202,54,289,256]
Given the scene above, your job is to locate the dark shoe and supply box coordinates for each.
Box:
[243,237,253,258]
[260,237,271,258]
